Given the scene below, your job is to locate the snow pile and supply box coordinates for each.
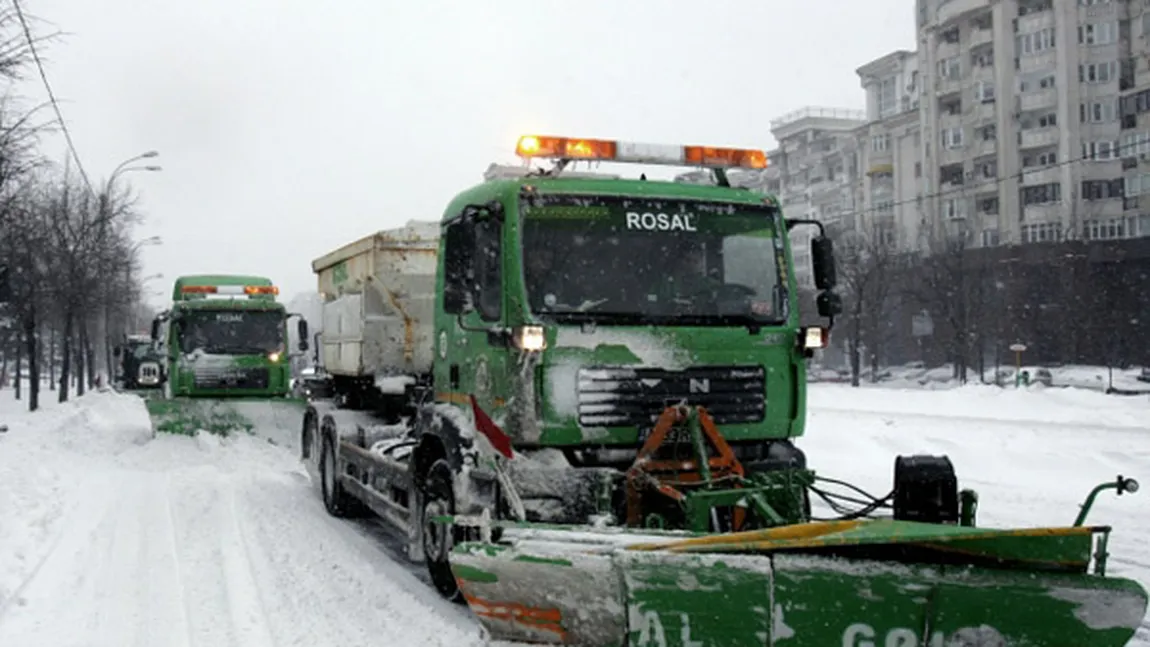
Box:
[809,382,1148,430]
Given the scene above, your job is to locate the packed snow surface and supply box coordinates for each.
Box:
[0,388,480,647]
[0,380,1146,645]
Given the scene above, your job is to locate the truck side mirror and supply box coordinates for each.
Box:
[113,346,122,358]
[297,319,309,351]
[811,236,837,291]
[150,319,160,341]
[816,290,843,318]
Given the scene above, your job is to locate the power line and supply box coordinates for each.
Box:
[11,0,94,196]
[809,134,1149,223]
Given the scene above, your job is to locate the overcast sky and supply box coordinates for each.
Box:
[16,0,914,307]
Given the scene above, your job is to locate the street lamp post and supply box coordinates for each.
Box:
[98,151,162,382]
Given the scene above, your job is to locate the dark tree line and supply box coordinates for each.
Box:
[825,216,1150,384]
[0,6,155,411]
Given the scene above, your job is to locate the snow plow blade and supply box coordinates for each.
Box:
[450,520,1149,646]
[144,395,307,437]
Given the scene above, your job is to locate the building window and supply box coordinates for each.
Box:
[938,57,961,80]
[871,133,890,152]
[1083,216,1137,240]
[942,198,966,219]
[1080,100,1117,123]
[980,228,1000,247]
[1122,171,1150,196]
[877,76,897,118]
[974,81,995,103]
[1078,22,1117,45]
[978,124,997,141]
[1079,61,1117,84]
[1120,131,1150,157]
[1082,140,1119,160]
[978,197,1000,215]
[1022,113,1057,129]
[1081,179,1124,200]
[1022,151,1057,167]
[1021,222,1062,243]
[941,127,964,149]
[1016,28,1056,56]
[1021,182,1061,205]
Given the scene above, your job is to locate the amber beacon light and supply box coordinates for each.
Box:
[514,134,767,170]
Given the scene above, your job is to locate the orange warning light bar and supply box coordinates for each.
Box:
[180,285,217,294]
[514,135,767,170]
[244,285,279,296]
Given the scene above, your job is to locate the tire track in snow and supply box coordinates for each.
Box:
[219,478,276,647]
[162,472,195,647]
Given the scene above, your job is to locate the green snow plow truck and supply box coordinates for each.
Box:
[147,274,310,436]
[300,134,1147,646]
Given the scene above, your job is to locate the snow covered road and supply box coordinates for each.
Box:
[0,383,1146,646]
[0,391,482,647]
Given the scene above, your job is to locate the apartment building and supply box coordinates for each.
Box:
[917,0,1148,249]
[764,107,868,288]
[855,50,925,249]
[1119,1,1150,241]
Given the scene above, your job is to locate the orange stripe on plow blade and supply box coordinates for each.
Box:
[461,591,567,640]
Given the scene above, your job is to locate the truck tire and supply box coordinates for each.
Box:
[319,434,360,518]
[421,458,464,603]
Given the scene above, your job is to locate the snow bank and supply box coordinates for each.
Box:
[0,389,151,610]
[809,382,1148,431]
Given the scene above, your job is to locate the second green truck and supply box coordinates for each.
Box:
[147,274,310,435]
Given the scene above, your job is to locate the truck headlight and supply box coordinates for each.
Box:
[268,351,282,362]
[801,326,828,350]
[512,325,546,352]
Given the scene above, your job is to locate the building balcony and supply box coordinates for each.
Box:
[935,75,964,96]
[1081,1,1118,19]
[1018,88,1057,112]
[1022,202,1063,222]
[1020,165,1061,186]
[936,0,989,26]
[1018,51,1057,74]
[1078,198,1125,220]
[1020,127,1059,149]
[972,100,996,121]
[1016,9,1055,34]
[973,137,997,158]
[969,27,993,48]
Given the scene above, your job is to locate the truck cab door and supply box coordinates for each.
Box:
[437,205,511,422]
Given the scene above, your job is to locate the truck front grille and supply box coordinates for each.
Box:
[576,365,765,428]
[192,366,270,390]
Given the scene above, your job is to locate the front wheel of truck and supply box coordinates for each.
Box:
[421,458,464,603]
[319,434,360,518]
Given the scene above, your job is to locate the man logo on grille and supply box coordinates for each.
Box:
[689,378,710,394]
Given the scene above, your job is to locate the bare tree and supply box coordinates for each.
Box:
[905,218,988,383]
[836,221,898,386]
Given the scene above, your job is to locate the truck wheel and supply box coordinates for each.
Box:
[319,434,358,518]
[421,458,464,603]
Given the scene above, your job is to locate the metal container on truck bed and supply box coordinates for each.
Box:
[311,220,439,380]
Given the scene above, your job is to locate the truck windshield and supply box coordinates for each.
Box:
[178,310,284,355]
[520,194,787,325]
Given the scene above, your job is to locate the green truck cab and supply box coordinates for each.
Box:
[301,134,841,601]
[151,275,303,398]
